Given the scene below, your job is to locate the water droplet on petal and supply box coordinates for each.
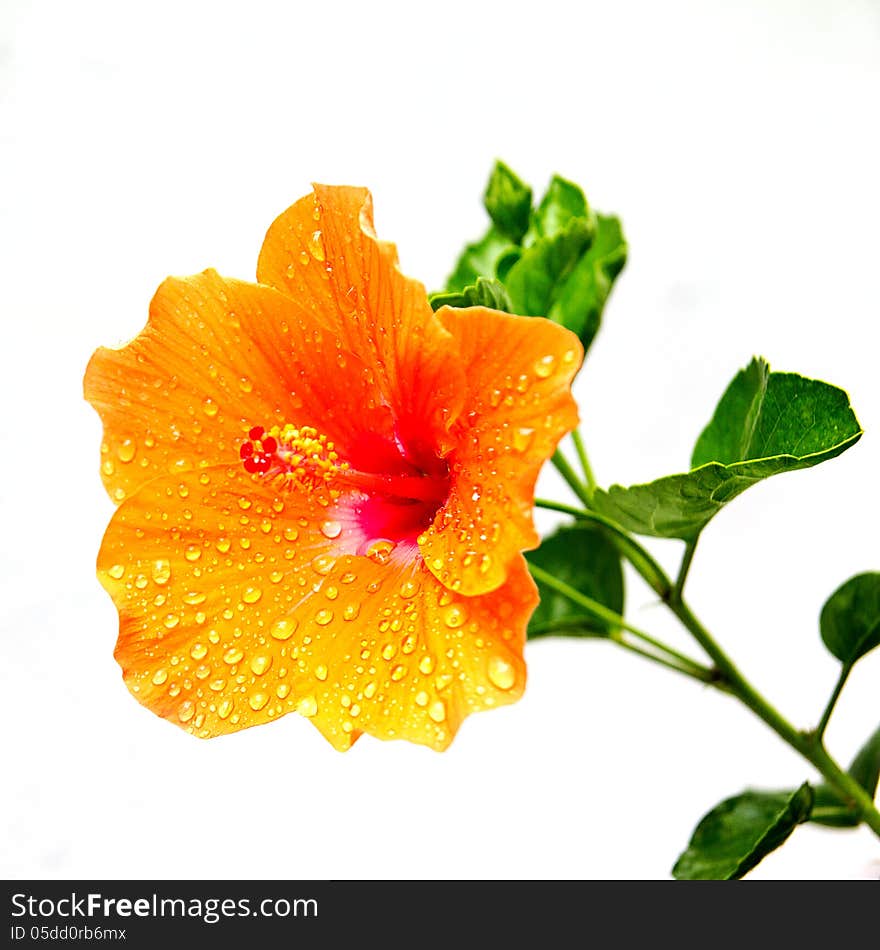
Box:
[418,655,435,675]
[151,669,168,686]
[428,699,446,722]
[534,354,556,378]
[366,539,396,564]
[342,603,360,621]
[223,647,244,665]
[108,563,125,580]
[190,643,208,660]
[297,696,318,717]
[242,586,262,604]
[315,608,333,626]
[512,427,535,452]
[271,618,297,640]
[217,699,234,719]
[443,605,466,629]
[321,520,342,539]
[178,701,195,723]
[248,691,269,711]
[390,664,406,682]
[151,559,172,585]
[314,663,329,681]
[202,398,219,417]
[184,544,202,562]
[250,654,272,676]
[116,439,136,463]
[308,230,325,261]
[488,655,516,690]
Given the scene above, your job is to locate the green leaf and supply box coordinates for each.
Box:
[530,174,589,240]
[428,277,513,313]
[691,357,770,468]
[483,160,532,244]
[820,572,880,666]
[672,784,813,880]
[441,163,627,353]
[504,215,595,318]
[526,523,624,638]
[546,213,627,353]
[811,725,880,828]
[444,226,514,293]
[593,360,862,540]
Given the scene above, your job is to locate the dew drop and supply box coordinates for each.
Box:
[183,590,206,605]
[217,699,234,719]
[534,354,556,378]
[342,603,360,621]
[163,613,180,630]
[102,459,115,476]
[216,537,231,554]
[190,643,208,660]
[297,696,318,717]
[178,701,195,723]
[184,544,202,562]
[365,539,396,565]
[390,664,406,682]
[381,643,397,661]
[151,559,172,585]
[512,427,535,452]
[314,663,329,681]
[108,563,125,580]
[271,617,297,640]
[311,554,336,575]
[320,520,342,539]
[315,608,334,626]
[135,574,148,589]
[250,654,272,676]
[488,655,516,690]
[223,647,244,665]
[116,439,136,463]
[283,526,299,542]
[242,586,262,604]
[151,669,168,686]
[428,699,446,722]
[308,230,325,261]
[276,683,290,699]
[209,678,226,692]
[399,579,419,599]
[443,604,466,629]
[418,655,435,675]
[248,691,269,711]
[415,690,429,707]
[202,398,219,417]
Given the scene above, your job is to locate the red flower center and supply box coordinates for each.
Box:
[241,423,451,559]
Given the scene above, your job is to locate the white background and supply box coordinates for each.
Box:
[2,0,878,881]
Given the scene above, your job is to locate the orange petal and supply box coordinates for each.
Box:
[257,184,466,453]
[99,465,345,738]
[99,464,536,749]
[84,269,395,504]
[420,307,582,596]
[286,552,537,752]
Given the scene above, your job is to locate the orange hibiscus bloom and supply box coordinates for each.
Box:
[85,184,582,750]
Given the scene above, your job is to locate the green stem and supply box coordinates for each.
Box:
[571,429,597,497]
[528,562,713,681]
[673,536,699,602]
[669,598,880,837]
[551,450,593,508]
[815,663,853,743]
[533,498,671,601]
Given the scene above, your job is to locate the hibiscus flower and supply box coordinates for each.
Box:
[85,184,582,750]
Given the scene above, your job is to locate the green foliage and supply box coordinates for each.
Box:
[526,523,624,638]
[440,162,627,354]
[812,725,880,827]
[820,572,880,666]
[593,358,862,540]
[483,160,532,243]
[672,784,814,880]
[428,277,512,313]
